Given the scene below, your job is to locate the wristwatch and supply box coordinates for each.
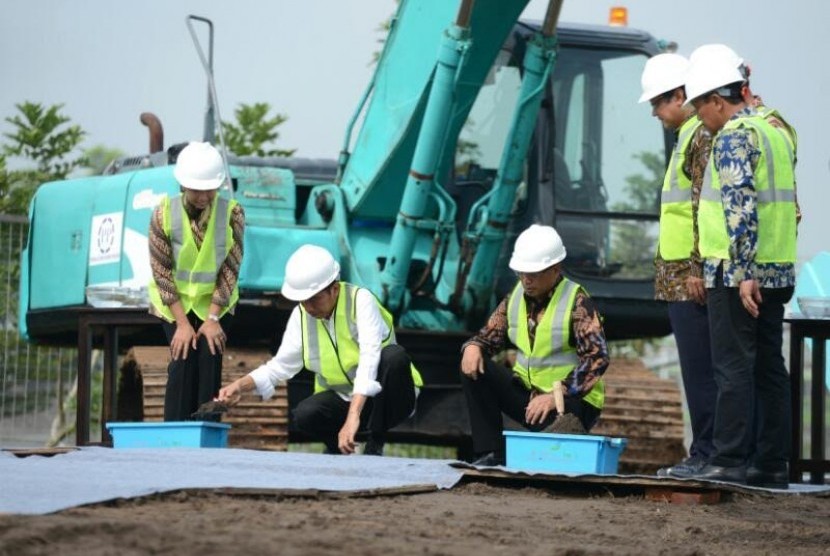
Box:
[207,314,220,323]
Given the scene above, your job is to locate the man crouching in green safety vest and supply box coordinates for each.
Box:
[218,244,423,456]
[148,141,244,422]
[460,224,609,467]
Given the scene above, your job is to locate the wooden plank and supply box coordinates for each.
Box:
[645,487,722,505]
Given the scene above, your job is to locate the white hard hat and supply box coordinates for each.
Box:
[689,43,743,69]
[509,224,566,273]
[282,244,341,302]
[638,53,689,103]
[684,44,746,104]
[173,142,226,191]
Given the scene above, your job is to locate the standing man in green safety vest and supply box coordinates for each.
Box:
[460,224,609,467]
[148,141,245,422]
[218,244,423,456]
[639,52,717,479]
[684,45,797,488]
[693,43,801,224]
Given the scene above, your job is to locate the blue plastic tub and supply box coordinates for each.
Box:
[504,431,627,474]
[106,422,230,449]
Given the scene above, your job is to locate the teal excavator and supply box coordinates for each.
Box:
[19,0,682,464]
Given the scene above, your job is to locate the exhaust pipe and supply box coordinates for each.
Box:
[139,112,164,153]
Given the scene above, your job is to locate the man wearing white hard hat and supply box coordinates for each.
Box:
[148,141,245,421]
[639,53,717,479]
[684,45,797,487]
[218,244,422,456]
[690,43,800,223]
[460,224,609,466]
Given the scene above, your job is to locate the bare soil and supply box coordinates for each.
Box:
[1,480,829,556]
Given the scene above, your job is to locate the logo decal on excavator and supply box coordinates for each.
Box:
[89,212,123,266]
[132,189,167,211]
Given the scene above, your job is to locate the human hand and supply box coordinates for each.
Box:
[197,319,226,355]
[217,382,241,406]
[686,276,707,305]
[739,279,762,318]
[525,391,555,425]
[338,414,360,454]
[170,321,197,360]
[460,344,485,380]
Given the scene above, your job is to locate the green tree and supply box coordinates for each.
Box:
[1,102,86,214]
[0,154,8,201]
[82,144,125,175]
[217,102,295,157]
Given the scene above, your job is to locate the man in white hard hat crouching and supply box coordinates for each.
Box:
[460,224,609,466]
[148,141,245,421]
[218,244,423,456]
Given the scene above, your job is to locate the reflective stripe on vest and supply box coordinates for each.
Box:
[506,278,604,409]
[301,282,423,395]
[658,117,703,260]
[698,115,796,263]
[148,194,238,321]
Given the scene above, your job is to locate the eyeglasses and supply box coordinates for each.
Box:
[649,90,675,109]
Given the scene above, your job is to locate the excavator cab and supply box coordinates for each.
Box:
[451,23,672,336]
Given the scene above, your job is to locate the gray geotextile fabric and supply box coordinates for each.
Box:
[0,447,464,515]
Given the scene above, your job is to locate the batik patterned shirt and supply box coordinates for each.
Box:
[703,106,796,289]
[654,119,711,301]
[149,195,245,319]
[463,276,609,397]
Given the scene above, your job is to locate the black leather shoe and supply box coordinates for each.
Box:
[691,464,747,484]
[471,451,505,467]
[657,455,708,479]
[747,466,789,490]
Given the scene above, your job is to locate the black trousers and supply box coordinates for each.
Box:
[291,344,416,452]
[161,313,229,421]
[668,300,717,460]
[707,273,793,468]
[461,358,601,455]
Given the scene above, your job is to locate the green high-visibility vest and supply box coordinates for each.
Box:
[300,282,423,395]
[698,115,797,263]
[756,105,798,154]
[506,278,604,409]
[148,194,239,322]
[658,117,704,260]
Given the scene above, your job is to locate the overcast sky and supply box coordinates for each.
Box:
[2,0,827,262]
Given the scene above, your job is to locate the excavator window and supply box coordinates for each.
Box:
[550,47,665,281]
[456,42,668,285]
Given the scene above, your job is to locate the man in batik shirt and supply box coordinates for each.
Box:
[459,225,609,467]
[640,53,717,478]
[684,45,797,488]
